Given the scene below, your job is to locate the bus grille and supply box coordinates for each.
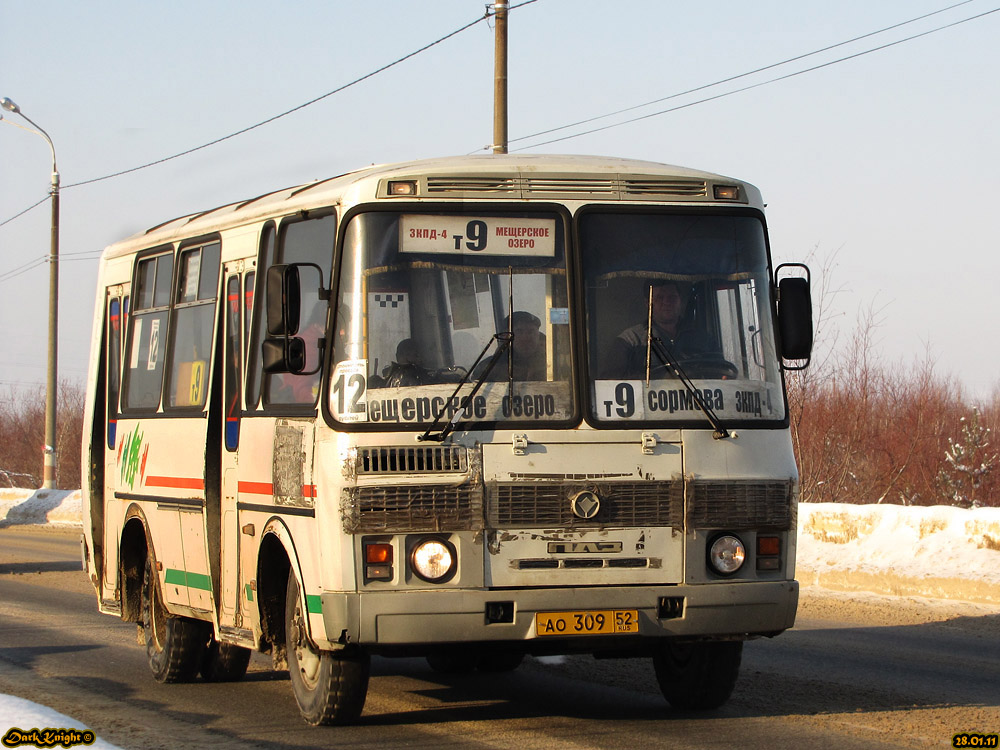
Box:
[356,446,468,474]
[421,176,708,200]
[489,481,684,528]
[342,483,482,533]
[687,480,793,530]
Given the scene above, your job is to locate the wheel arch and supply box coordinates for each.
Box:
[255,517,305,653]
[119,504,152,623]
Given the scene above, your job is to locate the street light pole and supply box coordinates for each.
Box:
[2,97,60,489]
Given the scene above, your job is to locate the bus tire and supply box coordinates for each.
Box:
[141,558,205,683]
[426,649,480,673]
[477,651,523,672]
[285,570,369,725]
[201,640,251,682]
[653,641,742,711]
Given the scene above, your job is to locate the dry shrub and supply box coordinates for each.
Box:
[787,292,999,507]
[0,381,84,490]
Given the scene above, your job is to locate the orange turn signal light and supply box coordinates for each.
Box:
[757,536,781,557]
[365,543,393,564]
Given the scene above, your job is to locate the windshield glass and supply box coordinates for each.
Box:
[330,210,574,427]
[580,211,785,425]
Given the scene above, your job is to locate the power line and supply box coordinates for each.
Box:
[62,6,534,190]
[0,2,540,238]
[0,255,47,284]
[513,5,1000,151]
[506,0,978,148]
[0,195,49,229]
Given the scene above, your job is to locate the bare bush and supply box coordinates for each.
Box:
[787,262,998,507]
[0,381,84,490]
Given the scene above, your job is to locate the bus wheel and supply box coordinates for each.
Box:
[285,570,369,725]
[201,640,251,682]
[426,648,480,673]
[141,558,205,683]
[653,641,742,710]
[477,651,524,673]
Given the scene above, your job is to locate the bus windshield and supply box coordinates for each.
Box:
[581,211,785,425]
[329,209,574,427]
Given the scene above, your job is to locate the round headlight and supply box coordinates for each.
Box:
[708,534,746,576]
[411,538,456,583]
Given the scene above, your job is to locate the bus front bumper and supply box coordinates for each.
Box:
[319,580,798,652]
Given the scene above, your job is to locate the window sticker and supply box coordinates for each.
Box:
[147,318,160,372]
[330,359,369,423]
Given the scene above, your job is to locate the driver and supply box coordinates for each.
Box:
[602,281,711,379]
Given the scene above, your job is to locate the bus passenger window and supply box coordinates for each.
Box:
[167,242,220,409]
[123,252,173,411]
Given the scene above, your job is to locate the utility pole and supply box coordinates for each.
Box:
[492,2,508,154]
[1,97,60,489]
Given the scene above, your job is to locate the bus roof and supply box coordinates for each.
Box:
[103,154,763,257]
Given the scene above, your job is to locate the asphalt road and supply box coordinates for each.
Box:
[1,526,997,749]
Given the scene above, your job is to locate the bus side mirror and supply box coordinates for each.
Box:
[262,337,306,374]
[775,264,813,369]
[266,264,301,336]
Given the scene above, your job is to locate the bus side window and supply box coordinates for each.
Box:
[124,251,173,411]
[224,275,242,450]
[166,242,220,409]
[106,295,122,448]
[246,226,275,411]
[264,213,335,407]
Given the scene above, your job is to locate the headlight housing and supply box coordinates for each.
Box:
[708,534,746,576]
[410,537,457,583]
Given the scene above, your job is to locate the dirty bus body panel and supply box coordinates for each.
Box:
[81,154,812,725]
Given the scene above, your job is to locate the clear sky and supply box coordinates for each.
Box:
[1,1,997,399]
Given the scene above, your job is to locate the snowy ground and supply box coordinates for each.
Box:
[0,695,122,750]
[2,487,999,743]
[3,487,1000,600]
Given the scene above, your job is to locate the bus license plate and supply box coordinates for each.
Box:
[535,609,639,637]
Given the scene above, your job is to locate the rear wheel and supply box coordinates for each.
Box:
[426,648,480,674]
[201,640,251,682]
[477,651,524,673]
[141,558,205,683]
[653,641,742,710]
[286,570,369,725]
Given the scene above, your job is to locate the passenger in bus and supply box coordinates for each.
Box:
[476,310,547,382]
[380,338,435,387]
[602,281,711,379]
[274,305,326,403]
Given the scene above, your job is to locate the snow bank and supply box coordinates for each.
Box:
[3,488,1000,603]
[0,488,81,527]
[797,502,1000,604]
[0,694,121,749]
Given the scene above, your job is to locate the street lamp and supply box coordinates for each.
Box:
[2,97,60,489]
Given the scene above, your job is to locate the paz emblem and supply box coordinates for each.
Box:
[570,490,601,520]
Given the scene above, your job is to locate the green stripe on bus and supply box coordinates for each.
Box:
[245,584,254,602]
[164,568,213,592]
[306,594,323,614]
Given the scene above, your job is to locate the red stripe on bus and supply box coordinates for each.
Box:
[145,475,205,490]
[238,481,316,498]
[238,481,273,495]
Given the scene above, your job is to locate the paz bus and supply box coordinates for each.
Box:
[81,154,813,725]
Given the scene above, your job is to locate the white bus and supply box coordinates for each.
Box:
[81,154,812,725]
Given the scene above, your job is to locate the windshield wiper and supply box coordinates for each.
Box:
[643,283,729,439]
[418,331,513,443]
[648,335,731,440]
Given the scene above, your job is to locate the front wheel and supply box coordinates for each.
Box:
[285,570,370,725]
[141,558,205,683]
[653,641,742,710]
